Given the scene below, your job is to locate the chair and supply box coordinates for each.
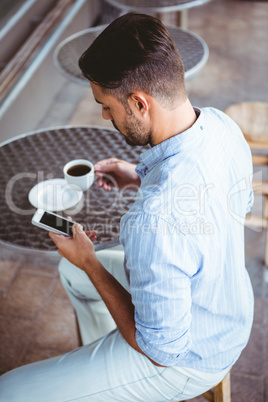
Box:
[225,102,268,265]
[200,371,231,402]
[179,370,231,402]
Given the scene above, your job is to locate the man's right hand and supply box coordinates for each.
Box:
[94,158,140,191]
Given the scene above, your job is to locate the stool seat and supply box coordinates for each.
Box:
[202,370,231,402]
[178,370,231,402]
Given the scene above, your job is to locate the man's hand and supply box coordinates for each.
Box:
[49,225,98,270]
[95,158,140,191]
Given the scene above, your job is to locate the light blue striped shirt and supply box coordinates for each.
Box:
[120,107,254,372]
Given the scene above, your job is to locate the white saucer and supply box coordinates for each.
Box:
[28,179,83,211]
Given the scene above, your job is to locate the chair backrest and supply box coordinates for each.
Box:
[225,102,268,145]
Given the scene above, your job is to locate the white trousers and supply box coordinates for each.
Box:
[0,249,230,402]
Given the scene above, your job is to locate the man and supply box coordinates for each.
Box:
[0,13,254,401]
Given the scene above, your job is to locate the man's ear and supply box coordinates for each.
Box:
[129,93,149,115]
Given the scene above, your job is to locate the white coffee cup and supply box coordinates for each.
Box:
[63,159,94,191]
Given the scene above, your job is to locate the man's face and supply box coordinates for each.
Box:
[90,82,152,146]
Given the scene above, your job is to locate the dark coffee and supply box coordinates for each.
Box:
[67,164,91,177]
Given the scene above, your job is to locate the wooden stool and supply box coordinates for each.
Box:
[179,370,231,402]
[225,102,268,265]
[201,371,231,402]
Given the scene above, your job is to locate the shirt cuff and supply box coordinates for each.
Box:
[135,329,190,367]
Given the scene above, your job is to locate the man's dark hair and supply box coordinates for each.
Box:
[79,13,186,109]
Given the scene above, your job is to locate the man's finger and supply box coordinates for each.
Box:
[94,158,118,169]
[49,231,65,245]
[96,178,104,187]
[85,230,97,236]
[72,223,84,238]
[95,160,119,174]
[85,231,96,237]
[103,183,112,191]
[96,163,117,173]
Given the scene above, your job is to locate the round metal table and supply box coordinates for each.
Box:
[103,0,212,28]
[0,126,147,253]
[54,25,208,84]
[104,0,211,13]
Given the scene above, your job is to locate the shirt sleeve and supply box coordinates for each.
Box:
[120,213,200,366]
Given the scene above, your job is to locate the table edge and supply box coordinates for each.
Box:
[0,124,119,147]
[105,0,212,13]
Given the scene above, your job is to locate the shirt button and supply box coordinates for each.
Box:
[200,126,204,130]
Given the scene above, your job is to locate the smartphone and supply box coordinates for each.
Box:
[32,209,76,236]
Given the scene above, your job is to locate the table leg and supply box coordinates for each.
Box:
[177,10,188,29]
[156,10,188,29]
[265,174,268,266]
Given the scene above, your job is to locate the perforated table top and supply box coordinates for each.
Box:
[54,25,208,85]
[0,126,147,253]
[104,0,211,12]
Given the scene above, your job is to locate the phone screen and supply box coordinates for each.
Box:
[40,212,74,236]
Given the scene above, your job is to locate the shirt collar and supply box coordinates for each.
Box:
[136,107,204,178]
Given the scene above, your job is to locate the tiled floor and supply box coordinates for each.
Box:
[1,0,268,400]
